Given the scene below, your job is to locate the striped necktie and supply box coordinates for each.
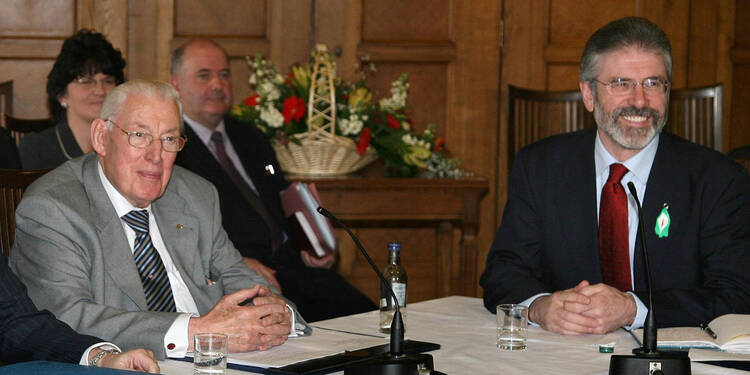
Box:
[121,210,177,312]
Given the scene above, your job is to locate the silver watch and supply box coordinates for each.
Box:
[89,348,122,367]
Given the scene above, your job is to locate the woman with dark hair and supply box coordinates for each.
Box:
[19,29,125,169]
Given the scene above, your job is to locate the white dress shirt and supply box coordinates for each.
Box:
[98,163,198,357]
[521,132,660,330]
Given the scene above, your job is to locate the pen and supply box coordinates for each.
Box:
[700,323,717,339]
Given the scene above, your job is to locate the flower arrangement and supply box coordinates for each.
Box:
[231,47,465,178]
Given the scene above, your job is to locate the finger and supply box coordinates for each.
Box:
[563,300,594,314]
[558,290,591,305]
[252,294,286,307]
[223,286,263,305]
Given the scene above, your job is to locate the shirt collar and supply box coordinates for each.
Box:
[97,161,152,218]
[594,130,659,186]
[183,115,226,147]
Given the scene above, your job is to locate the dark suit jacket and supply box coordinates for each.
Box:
[0,127,20,169]
[480,128,750,327]
[18,118,82,170]
[0,254,100,364]
[175,116,290,266]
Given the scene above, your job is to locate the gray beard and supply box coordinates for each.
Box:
[593,100,667,150]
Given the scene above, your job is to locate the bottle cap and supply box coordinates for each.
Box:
[387,242,401,251]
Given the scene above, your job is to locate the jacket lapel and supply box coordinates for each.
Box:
[82,155,149,310]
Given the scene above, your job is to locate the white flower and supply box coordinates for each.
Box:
[274,74,285,84]
[339,116,364,135]
[259,82,280,101]
[248,74,257,85]
[260,104,284,128]
[402,121,410,131]
[402,134,416,146]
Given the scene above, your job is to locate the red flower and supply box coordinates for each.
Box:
[356,128,372,155]
[387,115,400,129]
[282,96,306,124]
[434,136,446,152]
[244,94,260,107]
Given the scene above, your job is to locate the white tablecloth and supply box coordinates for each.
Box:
[159,296,748,374]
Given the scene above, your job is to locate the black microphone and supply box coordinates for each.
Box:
[608,183,690,375]
[317,206,435,375]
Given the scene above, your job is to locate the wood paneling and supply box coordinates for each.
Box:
[0,0,75,37]
[361,0,451,42]
[174,0,266,37]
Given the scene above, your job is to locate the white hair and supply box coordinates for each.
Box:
[100,79,184,132]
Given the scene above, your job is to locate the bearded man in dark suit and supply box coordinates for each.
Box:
[481,17,750,335]
[170,39,376,322]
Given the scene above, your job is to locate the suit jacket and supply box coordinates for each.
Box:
[0,126,20,169]
[0,254,100,364]
[480,128,750,327]
[9,153,279,358]
[175,116,291,266]
[18,118,82,170]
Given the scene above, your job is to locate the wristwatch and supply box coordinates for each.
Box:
[89,348,122,367]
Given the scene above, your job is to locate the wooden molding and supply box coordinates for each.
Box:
[358,41,457,62]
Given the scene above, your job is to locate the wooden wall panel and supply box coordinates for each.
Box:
[175,0,266,37]
[361,0,451,41]
[0,0,75,37]
[731,1,750,150]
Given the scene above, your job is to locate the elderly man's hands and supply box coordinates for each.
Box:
[188,285,290,352]
[529,280,636,335]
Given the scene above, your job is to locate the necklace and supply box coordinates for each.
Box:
[55,125,74,160]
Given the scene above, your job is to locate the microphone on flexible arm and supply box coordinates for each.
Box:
[608,182,690,375]
[317,206,436,375]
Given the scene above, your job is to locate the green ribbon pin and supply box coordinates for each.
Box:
[654,204,670,238]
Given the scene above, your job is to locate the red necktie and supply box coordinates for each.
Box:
[599,163,632,292]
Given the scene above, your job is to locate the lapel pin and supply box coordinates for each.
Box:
[264,164,275,175]
[176,224,183,230]
[654,203,670,238]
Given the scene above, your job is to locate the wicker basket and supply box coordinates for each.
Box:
[274,137,377,176]
[273,44,378,176]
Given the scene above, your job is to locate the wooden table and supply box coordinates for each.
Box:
[290,175,488,301]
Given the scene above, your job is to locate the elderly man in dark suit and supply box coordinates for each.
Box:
[481,17,750,335]
[1,254,158,371]
[170,39,376,322]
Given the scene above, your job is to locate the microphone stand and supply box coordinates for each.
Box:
[608,183,690,375]
[317,206,435,375]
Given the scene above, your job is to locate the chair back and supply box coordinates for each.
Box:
[0,81,11,119]
[507,85,595,170]
[667,84,722,151]
[2,114,55,144]
[0,168,49,256]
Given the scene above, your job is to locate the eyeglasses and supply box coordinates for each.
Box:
[73,75,117,90]
[594,78,670,96]
[108,119,187,152]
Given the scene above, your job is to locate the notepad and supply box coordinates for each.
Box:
[632,314,750,353]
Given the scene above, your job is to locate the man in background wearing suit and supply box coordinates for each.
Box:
[10,80,305,360]
[170,39,376,322]
[0,254,159,372]
[481,17,750,335]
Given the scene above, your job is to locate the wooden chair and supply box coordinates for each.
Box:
[2,114,55,144]
[0,81,11,119]
[506,85,595,170]
[0,168,49,256]
[667,84,723,151]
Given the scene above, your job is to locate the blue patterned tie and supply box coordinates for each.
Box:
[121,210,176,312]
